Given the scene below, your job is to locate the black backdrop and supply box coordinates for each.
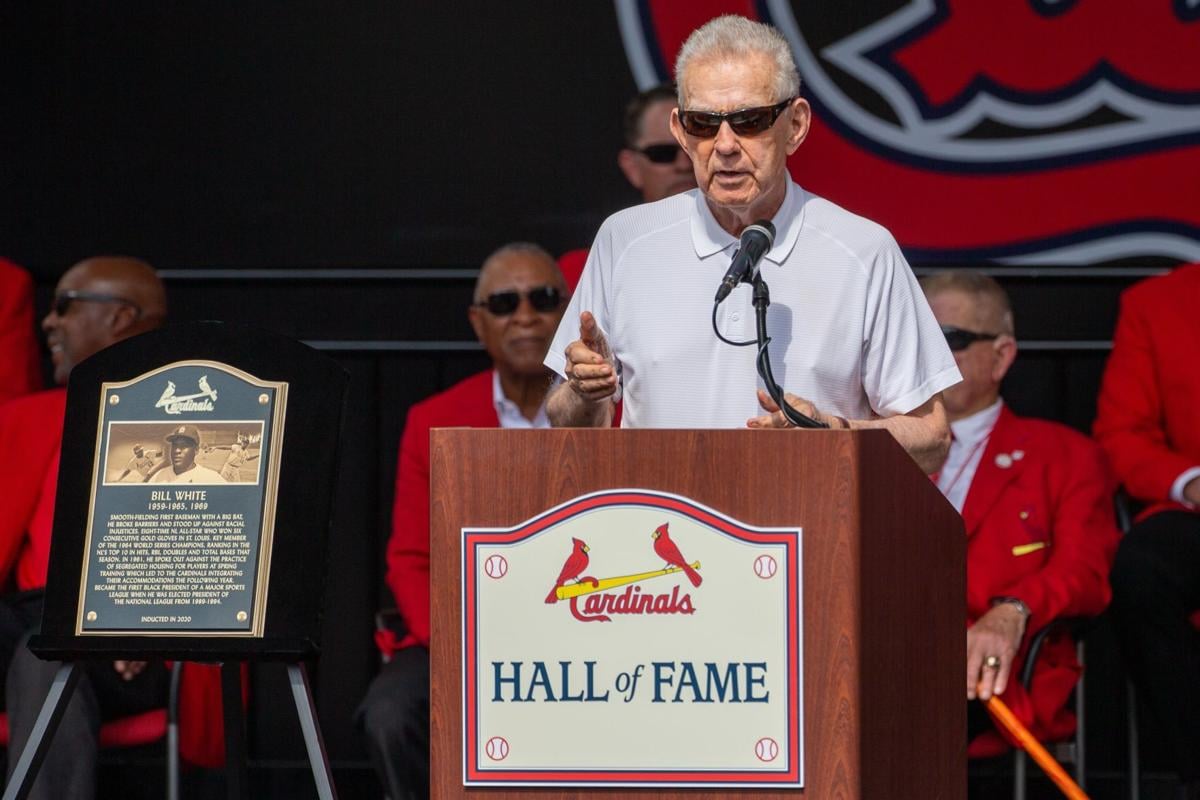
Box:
[0,2,1181,795]
[2,2,639,274]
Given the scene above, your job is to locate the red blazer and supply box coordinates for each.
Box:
[964,406,1119,753]
[0,258,42,405]
[0,389,228,767]
[385,370,499,652]
[1094,263,1200,519]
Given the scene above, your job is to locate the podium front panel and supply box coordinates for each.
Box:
[430,428,964,800]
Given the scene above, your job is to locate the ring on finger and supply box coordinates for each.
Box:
[983,655,1001,669]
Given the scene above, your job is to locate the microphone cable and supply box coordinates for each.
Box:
[710,273,826,428]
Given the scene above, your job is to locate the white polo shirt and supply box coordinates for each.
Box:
[545,180,960,428]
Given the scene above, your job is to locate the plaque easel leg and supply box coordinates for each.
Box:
[221,662,249,800]
[1,662,81,800]
[287,663,338,800]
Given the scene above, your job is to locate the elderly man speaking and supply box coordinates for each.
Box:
[546,15,958,473]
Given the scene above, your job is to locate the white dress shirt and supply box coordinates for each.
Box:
[937,399,1004,513]
[492,370,550,430]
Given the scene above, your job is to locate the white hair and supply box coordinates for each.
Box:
[473,242,561,301]
[674,15,801,107]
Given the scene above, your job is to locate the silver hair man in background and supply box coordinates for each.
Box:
[545,15,958,473]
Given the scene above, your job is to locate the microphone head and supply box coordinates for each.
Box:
[743,220,776,246]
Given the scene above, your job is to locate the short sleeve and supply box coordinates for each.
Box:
[545,224,617,380]
[861,238,960,416]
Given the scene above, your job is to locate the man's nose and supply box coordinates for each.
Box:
[713,121,740,155]
[511,295,540,323]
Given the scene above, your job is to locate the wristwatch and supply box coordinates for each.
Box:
[991,595,1031,620]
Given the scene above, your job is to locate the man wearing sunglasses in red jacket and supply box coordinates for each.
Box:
[357,242,569,800]
[0,257,226,799]
[922,270,1118,758]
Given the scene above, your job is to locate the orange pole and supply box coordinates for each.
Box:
[985,696,1089,800]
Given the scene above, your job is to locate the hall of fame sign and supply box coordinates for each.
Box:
[77,360,287,636]
[462,490,802,788]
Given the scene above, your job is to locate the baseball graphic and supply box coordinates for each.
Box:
[754,554,777,579]
[755,737,779,762]
[484,554,508,579]
[485,736,509,761]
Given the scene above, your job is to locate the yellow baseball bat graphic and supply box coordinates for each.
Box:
[555,561,702,601]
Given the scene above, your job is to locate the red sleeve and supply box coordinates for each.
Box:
[20,450,59,590]
[1094,287,1196,502]
[557,249,589,295]
[0,260,42,404]
[0,391,66,585]
[1007,435,1119,632]
[385,403,432,649]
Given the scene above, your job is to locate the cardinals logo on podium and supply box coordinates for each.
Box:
[544,522,702,623]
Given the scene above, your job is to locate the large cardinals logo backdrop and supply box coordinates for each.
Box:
[616,0,1200,263]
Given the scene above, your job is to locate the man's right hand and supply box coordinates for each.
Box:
[563,311,618,403]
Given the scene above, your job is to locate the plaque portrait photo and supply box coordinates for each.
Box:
[102,421,265,486]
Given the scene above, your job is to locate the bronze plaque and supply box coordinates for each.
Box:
[76,360,287,636]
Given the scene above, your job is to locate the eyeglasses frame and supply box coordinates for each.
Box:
[52,289,143,319]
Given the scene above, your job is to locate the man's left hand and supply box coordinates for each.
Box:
[966,604,1027,701]
[747,389,845,429]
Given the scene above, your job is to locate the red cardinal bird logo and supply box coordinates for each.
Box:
[652,523,701,587]
[545,537,590,604]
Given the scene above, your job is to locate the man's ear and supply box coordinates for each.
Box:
[785,97,811,155]
[468,305,486,343]
[669,107,689,152]
[109,303,142,338]
[991,335,1018,383]
[617,149,644,191]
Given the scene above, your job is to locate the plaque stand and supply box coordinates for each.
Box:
[2,661,337,800]
[2,664,81,800]
[6,322,349,800]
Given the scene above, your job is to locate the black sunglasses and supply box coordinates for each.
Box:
[474,286,564,316]
[633,143,684,164]
[941,325,1001,352]
[53,290,142,318]
[678,97,795,138]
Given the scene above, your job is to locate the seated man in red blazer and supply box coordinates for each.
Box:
[0,257,42,404]
[1095,263,1200,799]
[921,270,1118,754]
[357,242,570,800]
[0,257,224,799]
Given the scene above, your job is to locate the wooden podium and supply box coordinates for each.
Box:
[430,428,965,799]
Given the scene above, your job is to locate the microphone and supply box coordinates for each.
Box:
[714,220,776,303]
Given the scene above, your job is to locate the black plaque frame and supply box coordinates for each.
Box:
[30,321,348,662]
